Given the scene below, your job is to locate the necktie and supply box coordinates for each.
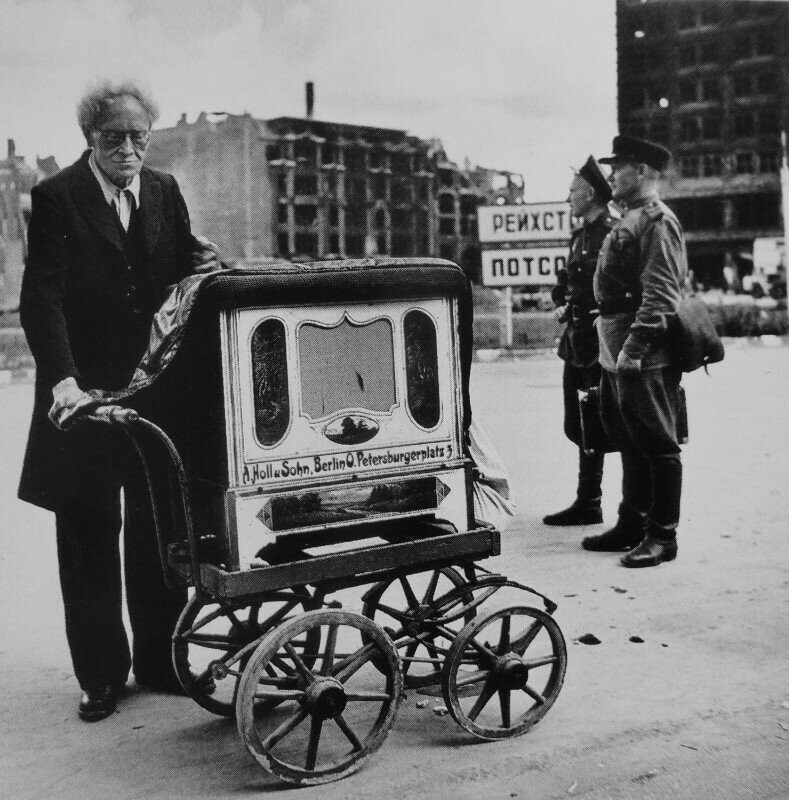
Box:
[114,188,134,232]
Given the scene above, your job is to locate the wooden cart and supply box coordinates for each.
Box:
[84,258,567,786]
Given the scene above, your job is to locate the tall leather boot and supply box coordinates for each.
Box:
[543,451,604,526]
[582,502,645,551]
[621,455,681,567]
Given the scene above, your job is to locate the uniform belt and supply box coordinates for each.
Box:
[568,304,598,321]
[598,298,641,317]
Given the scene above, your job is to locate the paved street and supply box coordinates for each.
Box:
[0,344,787,799]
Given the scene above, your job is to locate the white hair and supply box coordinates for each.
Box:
[76,79,159,142]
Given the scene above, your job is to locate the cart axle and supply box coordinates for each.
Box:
[305,678,348,720]
[494,654,529,690]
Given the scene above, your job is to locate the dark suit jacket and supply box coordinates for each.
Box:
[19,151,199,512]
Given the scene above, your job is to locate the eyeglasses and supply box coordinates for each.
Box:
[97,129,150,149]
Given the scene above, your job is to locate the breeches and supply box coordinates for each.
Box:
[600,367,683,531]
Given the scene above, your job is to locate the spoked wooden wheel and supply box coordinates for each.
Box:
[172,589,322,717]
[442,606,567,740]
[362,568,473,688]
[236,609,403,785]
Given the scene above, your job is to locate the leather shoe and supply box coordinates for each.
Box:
[543,501,603,526]
[620,535,677,568]
[582,526,643,552]
[78,684,124,722]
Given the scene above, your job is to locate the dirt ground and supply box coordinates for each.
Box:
[0,343,787,799]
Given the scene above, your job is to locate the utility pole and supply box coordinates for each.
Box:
[243,113,254,259]
[780,131,789,307]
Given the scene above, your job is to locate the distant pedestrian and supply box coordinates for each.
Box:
[0,233,6,304]
[583,135,687,568]
[543,156,613,527]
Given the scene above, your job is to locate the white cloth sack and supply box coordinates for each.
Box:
[468,419,516,530]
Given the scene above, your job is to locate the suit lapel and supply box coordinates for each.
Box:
[72,152,126,254]
[138,169,162,255]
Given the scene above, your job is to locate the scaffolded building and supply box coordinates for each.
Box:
[145,107,523,272]
[616,0,788,288]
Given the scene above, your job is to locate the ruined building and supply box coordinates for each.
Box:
[616,0,788,288]
[145,88,524,273]
[0,140,59,311]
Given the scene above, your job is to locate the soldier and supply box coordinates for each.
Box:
[582,135,686,568]
[543,157,613,526]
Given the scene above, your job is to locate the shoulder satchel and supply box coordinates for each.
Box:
[669,295,725,373]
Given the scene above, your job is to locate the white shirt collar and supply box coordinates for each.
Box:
[88,150,141,208]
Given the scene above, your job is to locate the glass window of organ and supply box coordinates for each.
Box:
[298,318,396,420]
[251,319,290,446]
[403,310,441,429]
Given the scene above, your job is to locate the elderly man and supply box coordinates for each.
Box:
[582,135,687,568]
[19,80,217,721]
[543,156,613,527]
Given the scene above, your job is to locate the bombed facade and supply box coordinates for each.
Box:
[616,0,788,289]
[145,90,524,272]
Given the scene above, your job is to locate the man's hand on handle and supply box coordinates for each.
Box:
[192,235,222,272]
[48,377,96,430]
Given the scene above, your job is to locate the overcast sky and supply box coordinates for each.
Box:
[1,0,617,199]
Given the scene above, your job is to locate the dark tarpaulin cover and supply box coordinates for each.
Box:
[90,269,215,403]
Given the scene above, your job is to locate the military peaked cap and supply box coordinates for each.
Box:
[577,155,612,203]
[599,135,671,171]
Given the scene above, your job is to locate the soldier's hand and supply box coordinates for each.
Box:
[553,304,568,322]
[49,377,96,430]
[192,235,222,272]
[616,351,642,374]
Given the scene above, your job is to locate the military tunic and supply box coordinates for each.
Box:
[593,190,687,534]
[551,210,613,502]
[594,191,686,371]
[554,210,612,368]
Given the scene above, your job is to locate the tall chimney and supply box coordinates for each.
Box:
[8,139,15,159]
[305,82,314,119]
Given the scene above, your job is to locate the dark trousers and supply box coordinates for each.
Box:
[600,366,683,536]
[563,361,605,503]
[55,458,186,691]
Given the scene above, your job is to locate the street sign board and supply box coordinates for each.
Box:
[477,201,571,286]
[481,247,568,287]
[477,202,571,243]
